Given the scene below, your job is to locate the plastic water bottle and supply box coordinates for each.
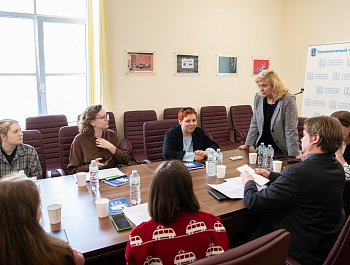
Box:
[264,145,274,171]
[89,160,99,191]
[207,150,216,177]
[130,170,141,205]
[257,143,266,168]
[216,149,223,166]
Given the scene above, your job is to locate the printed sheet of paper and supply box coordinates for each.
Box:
[236,164,270,186]
[207,179,244,199]
[123,203,151,226]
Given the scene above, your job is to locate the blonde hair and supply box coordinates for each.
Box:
[0,174,76,265]
[0,119,18,143]
[255,69,289,101]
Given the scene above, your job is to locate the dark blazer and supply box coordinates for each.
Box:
[163,124,219,160]
[244,153,345,265]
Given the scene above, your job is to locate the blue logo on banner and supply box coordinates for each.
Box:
[305,98,311,106]
[311,48,316,57]
[329,100,337,109]
[344,87,350,96]
[314,112,320,117]
[316,86,323,94]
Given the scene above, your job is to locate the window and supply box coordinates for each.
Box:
[0,0,87,127]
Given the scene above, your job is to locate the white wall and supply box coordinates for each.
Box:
[107,0,350,137]
[281,0,350,116]
[107,0,285,137]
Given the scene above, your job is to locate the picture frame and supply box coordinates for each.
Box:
[126,51,155,75]
[252,57,270,75]
[217,55,238,76]
[174,53,200,76]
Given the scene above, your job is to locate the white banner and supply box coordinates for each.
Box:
[301,41,350,117]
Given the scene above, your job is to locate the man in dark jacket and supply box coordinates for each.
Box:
[241,116,345,265]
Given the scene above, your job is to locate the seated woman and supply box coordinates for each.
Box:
[163,107,219,161]
[0,119,42,179]
[239,69,300,157]
[0,173,84,265]
[67,105,130,174]
[331,110,350,217]
[125,160,230,265]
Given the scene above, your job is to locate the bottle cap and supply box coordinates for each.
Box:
[91,160,95,163]
[217,149,221,152]
[132,170,137,174]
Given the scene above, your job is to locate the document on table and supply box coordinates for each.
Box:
[123,203,151,226]
[81,167,125,182]
[207,177,267,199]
[236,164,270,186]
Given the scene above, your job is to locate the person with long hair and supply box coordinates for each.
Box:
[125,160,230,265]
[0,119,42,179]
[163,107,219,161]
[0,173,84,265]
[67,105,130,174]
[331,110,350,217]
[239,69,300,157]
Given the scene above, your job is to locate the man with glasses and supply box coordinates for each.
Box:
[163,107,219,161]
[67,105,130,174]
[241,116,345,264]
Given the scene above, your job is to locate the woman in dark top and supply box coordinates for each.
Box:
[163,107,219,161]
[331,110,350,217]
[239,69,300,157]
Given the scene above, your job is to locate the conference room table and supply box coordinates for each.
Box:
[39,148,292,265]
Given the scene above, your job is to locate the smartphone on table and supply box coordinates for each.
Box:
[111,214,132,232]
[50,229,69,242]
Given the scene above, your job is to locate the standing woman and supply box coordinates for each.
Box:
[67,105,130,174]
[163,107,219,161]
[0,119,42,179]
[239,69,300,157]
[125,160,230,265]
[0,173,84,265]
[331,110,350,217]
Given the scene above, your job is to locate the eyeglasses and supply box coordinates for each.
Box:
[95,114,109,121]
[180,107,195,112]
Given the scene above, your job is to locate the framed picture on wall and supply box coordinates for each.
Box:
[252,57,270,75]
[174,53,200,75]
[217,55,238,76]
[126,51,155,74]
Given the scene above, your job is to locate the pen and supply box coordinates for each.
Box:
[104,175,120,180]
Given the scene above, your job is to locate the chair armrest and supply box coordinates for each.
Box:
[121,138,133,156]
[203,130,214,141]
[285,257,301,265]
[56,168,67,176]
[231,127,247,143]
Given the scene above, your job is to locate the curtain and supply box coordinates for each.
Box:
[87,0,111,109]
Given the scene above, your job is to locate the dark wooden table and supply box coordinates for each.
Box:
[39,148,293,264]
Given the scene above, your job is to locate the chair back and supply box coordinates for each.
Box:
[163,107,182,119]
[230,105,253,142]
[59,126,79,175]
[143,119,178,162]
[124,110,157,163]
[323,216,350,265]
[22,130,47,178]
[200,106,231,142]
[192,229,291,265]
[298,117,307,142]
[77,111,117,133]
[26,115,68,175]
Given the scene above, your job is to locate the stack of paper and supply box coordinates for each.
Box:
[236,164,270,186]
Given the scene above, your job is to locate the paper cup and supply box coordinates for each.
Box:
[95,198,109,218]
[217,165,227,178]
[273,160,283,173]
[47,204,62,224]
[249,153,257,164]
[76,172,87,187]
